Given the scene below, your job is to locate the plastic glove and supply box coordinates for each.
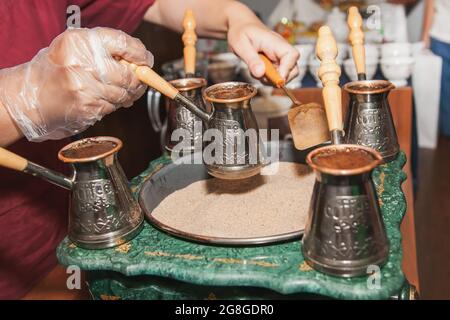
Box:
[0,27,153,141]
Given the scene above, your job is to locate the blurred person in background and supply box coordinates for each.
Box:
[422,0,450,138]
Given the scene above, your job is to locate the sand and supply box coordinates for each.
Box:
[151,162,315,239]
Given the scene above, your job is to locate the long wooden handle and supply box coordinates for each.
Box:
[121,60,179,100]
[0,147,28,172]
[347,6,366,77]
[182,9,197,75]
[258,54,285,87]
[316,26,343,132]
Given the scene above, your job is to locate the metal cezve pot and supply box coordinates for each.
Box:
[147,78,207,154]
[126,60,265,180]
[303,144,389,277]
[344,80,400,162]
[0,136,144,249]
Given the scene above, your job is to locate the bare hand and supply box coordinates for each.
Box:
[227,22,299,83]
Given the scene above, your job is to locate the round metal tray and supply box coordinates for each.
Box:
[138,142,316,245]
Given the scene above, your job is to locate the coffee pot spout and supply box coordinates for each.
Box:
[0,147,73,190]
[174,91,211,123]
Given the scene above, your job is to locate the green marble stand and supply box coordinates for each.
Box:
[57,153,411,300]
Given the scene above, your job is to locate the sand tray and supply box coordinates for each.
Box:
[139,145,316,245]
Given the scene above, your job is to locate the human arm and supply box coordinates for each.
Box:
[144,0,299,81]
[0,27,153,145]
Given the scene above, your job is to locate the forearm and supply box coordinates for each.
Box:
[144,0,262,38]
[422,0,434,41]
[145,0,299,82]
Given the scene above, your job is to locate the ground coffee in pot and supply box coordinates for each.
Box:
[312,146,377,170]
[61,139,117,160]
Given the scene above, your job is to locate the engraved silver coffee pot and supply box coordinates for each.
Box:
[346,7,399,162]
[303,144,389,277]
[146,11,207,154]
[344,80,400,162]
[148,78,207,154]
[126,61,264,180]
[170,81,264,180]
[201,81,263,180]
[0,136,144,249]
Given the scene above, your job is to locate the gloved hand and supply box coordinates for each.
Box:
[0,27,153,141]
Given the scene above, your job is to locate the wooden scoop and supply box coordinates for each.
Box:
[182,9,197,78]
[258,54,329,150]
[316,26,344,144]
[347,6,366,81]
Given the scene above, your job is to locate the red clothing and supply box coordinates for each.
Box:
[0,0,154,299]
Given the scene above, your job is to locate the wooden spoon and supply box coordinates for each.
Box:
[258,54,329,150]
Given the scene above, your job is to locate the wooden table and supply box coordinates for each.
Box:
[25,87,418,299]
[23,265,90,300]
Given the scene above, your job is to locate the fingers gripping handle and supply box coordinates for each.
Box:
[259,54,301,105]
[121,60,210,123]
[347,6,366,79]
[258,54,285,88]
[122,60,179,99]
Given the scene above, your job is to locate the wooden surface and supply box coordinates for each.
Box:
[275,87,419,291]
[415,137,450,299]
[23,265,90,300]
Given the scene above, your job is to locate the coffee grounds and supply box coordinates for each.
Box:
[207,84,253,100]
[347,83,389,92]
[151,162,315,239]
[61,139,117,159]
[312,147,376,170]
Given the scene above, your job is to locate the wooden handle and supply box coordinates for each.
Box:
[258,54,285,88]
[316,26,343,132]
[347,6,366,76]
[182,9,197,75]
[0,147,28,172]
[121,60,179,100]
